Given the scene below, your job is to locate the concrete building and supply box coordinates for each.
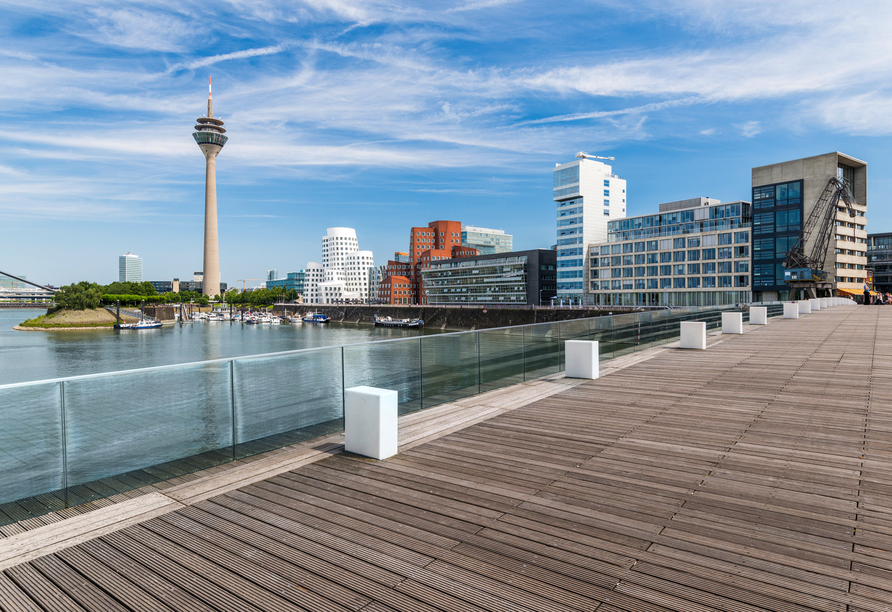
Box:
[867,232,892,294]
[192,77,228,299]
[421,249,557,306]
[553,153,627,304]
[461,225,513,255]
[118,252,143,283]
[751,152,867,301]
[586,198,752,307]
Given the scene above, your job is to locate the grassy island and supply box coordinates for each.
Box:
[16,308,137,330]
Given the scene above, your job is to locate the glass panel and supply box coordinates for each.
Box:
[589,316,613,360]
[63,362,233,503]
[479,327,525,393]
[611,313,639,357]
[345,340,421,415]
[0,382,65,518]
[234,348,343,459]
[524,322,561,379]
[421,333,480,408]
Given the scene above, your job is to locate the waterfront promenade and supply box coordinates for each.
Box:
[1,304,890,611]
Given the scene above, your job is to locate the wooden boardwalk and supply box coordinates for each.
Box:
[2,304,891,611]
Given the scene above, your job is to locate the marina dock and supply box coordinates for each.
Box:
[1,304,890,611]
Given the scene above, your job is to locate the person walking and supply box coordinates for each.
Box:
[864,283,871,305]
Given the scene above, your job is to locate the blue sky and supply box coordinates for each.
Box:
[2,0,891,287]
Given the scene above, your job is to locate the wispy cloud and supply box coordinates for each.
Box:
[734,121,762,138]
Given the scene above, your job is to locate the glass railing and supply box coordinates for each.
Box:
[0,303,787,524]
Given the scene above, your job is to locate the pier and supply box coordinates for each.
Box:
[1,304,890,610]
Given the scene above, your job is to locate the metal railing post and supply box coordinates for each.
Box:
[230,360,236,461]
[60,381,68,508]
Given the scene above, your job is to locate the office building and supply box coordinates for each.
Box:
[304,228,374,304]
[266,271,306,297]
[553,153,627,304]
[118,252,143,282]
[461,225,513,255]
[751,152,867,300]
[421,249,557,306]
[587,198,752,307]
[867,232,892,293]
[377,220,478,305]
[192,77,228,300]
[267,270,278,282]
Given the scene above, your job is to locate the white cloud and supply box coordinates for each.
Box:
[734,121,762,138]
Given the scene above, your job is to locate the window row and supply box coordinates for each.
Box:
[597,232,749,256]
[592,261,749,278]
[593,276,749,290]
[592,246,748,267]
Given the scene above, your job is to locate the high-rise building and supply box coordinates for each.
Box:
[461,225,513,255]
[553,153,627,303]
[267,270,279,282]
[118,252,143,282]
[867,233,892,294]
[192,77,228,299]
[751,152,867,301]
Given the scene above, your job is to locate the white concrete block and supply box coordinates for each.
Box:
[750,307,768,325]
[783,303,799,319]
[820,298,829,309]
[565,340,600,379]
[680,321,707,349]
[345,386,398,460]
[798,301,811,315]
[721,312,743,334]
[810,298,821,311]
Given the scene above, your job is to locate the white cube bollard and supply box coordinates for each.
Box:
[810,298,821,311]
[750,306,768,325]
[798,301,811,315]
[721,312,743,334]
[680,321,707,349]
[784,303,799,319]
[565,340,600,379]
[345,386,398,460]
[820,298,829,309]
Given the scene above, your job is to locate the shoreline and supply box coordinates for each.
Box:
[14,325,116,331]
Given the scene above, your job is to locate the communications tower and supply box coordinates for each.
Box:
[192,77,228,299]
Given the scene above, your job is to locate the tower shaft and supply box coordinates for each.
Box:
[202,150,221,299]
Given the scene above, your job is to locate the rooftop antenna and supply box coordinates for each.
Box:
[576,152,615,161]
[208,76,213,118]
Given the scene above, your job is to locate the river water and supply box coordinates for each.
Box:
[0,309,441,386]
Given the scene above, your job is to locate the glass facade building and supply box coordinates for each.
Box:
[118,252,142,283]
[461,226,513,255]
[421,249,556,306]
[867,233,892,293]
[587,200,752,306]
[750,180,803,295]
[266,271,307,296]
[553,155,627,304]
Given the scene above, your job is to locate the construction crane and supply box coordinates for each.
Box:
[783,176,857,299]
[235,279,264,291]
[575,152,615,161]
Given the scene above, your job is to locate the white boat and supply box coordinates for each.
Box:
[115,318,162,330]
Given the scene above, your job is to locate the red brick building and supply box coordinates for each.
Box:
[377,220,478,304]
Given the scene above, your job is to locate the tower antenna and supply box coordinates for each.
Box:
[208,76,213,118]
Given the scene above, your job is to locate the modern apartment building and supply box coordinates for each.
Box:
[553,153,627,304]
[461,225,513,255]
[867,232,892,294]
[751,152,868,301]
[118,252,143,283]
[586,198,753,307]
[421,249,557,306]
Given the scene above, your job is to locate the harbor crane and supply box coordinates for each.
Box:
[783,176,857,299]
[575,152,615,161]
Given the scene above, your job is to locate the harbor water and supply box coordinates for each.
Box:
[0,309,443,386]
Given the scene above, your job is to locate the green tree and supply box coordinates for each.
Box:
[55,282,103,310]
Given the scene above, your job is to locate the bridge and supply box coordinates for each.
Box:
[0,269,55,301]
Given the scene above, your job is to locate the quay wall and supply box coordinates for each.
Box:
[272,305,643,330]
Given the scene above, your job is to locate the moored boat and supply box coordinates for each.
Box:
[374,315,423,328]
[302,313,331,323]
[115,318,162,330]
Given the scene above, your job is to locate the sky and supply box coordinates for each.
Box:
[1,0,891,288]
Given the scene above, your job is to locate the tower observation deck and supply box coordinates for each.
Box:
[192,77,227,299]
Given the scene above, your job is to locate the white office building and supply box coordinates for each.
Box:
[553,153,627,303]
[461,225,513,255]
[118,252,143,283]
[305,228,374,304]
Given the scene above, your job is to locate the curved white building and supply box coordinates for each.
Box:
[305,229,374,304]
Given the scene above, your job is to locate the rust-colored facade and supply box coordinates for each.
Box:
[377,220,478,304]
